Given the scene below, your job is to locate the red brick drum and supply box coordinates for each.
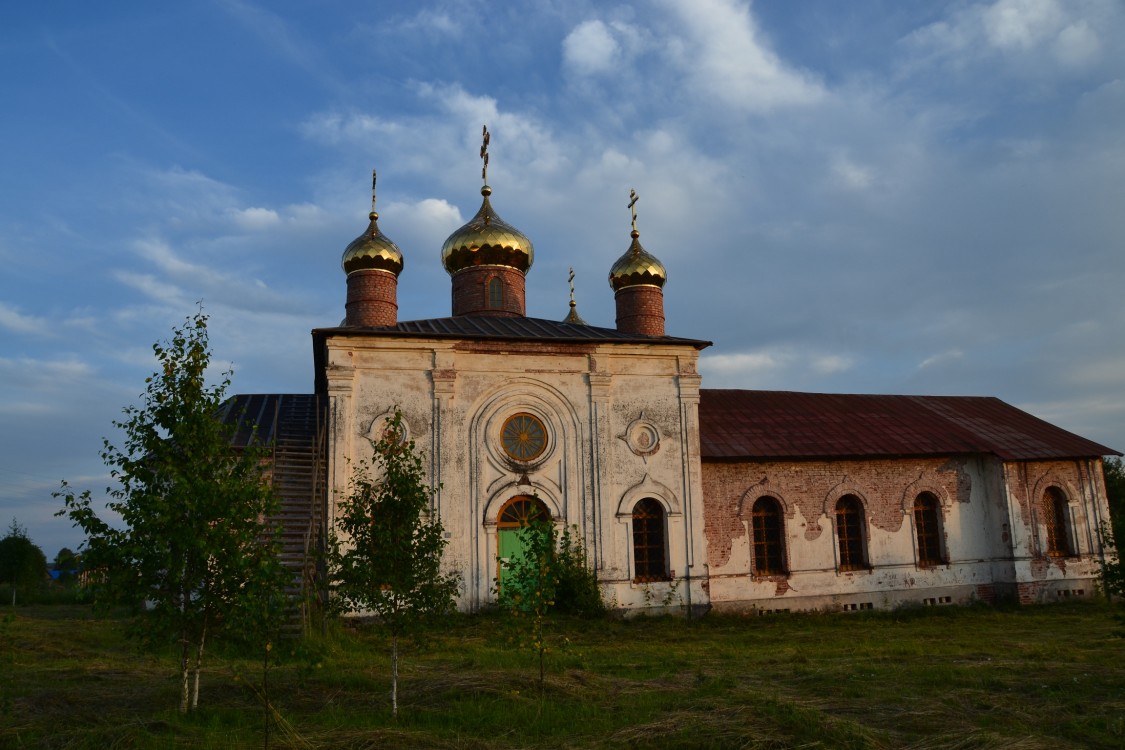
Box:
[452,265,526,317]
[345,269,398,327]
[615,284,665,336]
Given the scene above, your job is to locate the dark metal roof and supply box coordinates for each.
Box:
[699,390,1118,461]
[313,315,711,349]
[218,394,319,448]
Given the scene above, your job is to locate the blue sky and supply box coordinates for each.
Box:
[2,0,1123,556]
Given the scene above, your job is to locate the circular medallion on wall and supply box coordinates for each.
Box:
[500,412,548,462]
[366,410,409,447]
[622,414,661,459]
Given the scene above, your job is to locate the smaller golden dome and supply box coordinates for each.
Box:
[609,229,666,291]
[441,186,534,276]
[342,211,404,277]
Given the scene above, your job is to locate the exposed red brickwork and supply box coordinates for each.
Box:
[615,285,665,336]
[702,457,970,569]
[975,584,996,604]
[345,269,398,327]
[1018,581,1043,604]
[451,266,525,317]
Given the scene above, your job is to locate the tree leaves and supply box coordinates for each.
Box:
[54,310,287,712]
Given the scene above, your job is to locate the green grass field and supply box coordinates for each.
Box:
[2,601,1123,749]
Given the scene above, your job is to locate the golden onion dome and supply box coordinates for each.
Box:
[441,185,534,276]
[609,229,667,290]
[341,210,404,277]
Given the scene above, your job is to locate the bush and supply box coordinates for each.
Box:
[554,526,606,618]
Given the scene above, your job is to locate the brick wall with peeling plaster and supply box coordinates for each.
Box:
[701,455,1111,612]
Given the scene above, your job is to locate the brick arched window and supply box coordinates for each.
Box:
[1043,487,1074,557]
[835,495,869,571]
[751,496,787,575]
[913,493,945,566]
[488,276,504,309]
[632,498,668,582]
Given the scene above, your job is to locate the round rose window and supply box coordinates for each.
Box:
[501,413,548,462]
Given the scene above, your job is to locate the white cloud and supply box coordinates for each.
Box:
[388,197,462,228]
[563,20,621,76]
[812,355,854,376]
[1053,21,1100,67]
[656,0,824,112]
[0,356,94,391]
[830,155,875,191]
[230,206,281,230]
[701,352,783,379]
[700,348,855,389]
[917,349,966,371]
[300,112,402,145]
[114,271,187,304]
[388,9,461,39]
[0,302,49,335]
[904,0,1110,71]
[983,0,1065,51]
[285,202,327,227]
[120,238,299,315]
[416,84,565,175]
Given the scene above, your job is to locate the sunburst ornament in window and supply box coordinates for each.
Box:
[501,413,548,462]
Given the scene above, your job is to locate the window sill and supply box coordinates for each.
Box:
[750,572,790,582]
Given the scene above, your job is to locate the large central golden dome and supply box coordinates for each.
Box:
[441,185,534,276]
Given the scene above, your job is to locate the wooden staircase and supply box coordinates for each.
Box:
[268,395,326,637]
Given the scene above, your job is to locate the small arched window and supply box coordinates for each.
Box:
[632,498,668,582]
[750,496,787,576]
[913,493,945,566]
[1043,487,1074,557]
[488,276,504,309]
[835,495,868,571]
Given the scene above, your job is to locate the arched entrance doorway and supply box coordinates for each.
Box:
[496,495,550,591]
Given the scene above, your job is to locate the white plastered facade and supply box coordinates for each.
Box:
[320,334,709,613]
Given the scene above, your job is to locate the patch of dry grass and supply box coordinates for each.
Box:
[2,602,1123,749]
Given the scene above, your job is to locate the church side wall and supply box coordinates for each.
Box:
[703,456,1018,612]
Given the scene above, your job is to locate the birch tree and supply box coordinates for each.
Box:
[55,310,286,713]
[329,412,460,718]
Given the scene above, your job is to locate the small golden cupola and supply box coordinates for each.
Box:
[342,169,403,327]
[441,126,534,317]
[609,189,667,336]
[562,267,588,325]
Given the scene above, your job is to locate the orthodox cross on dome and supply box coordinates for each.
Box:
[370,168,378,213]
[628,188,639,232]
[563,266,588,325]
[480,125,490,185]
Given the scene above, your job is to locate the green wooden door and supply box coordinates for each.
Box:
[497,527,526,590]
[495,495,549,594]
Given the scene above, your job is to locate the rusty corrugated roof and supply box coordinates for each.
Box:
[699,390,1118,461]
[314,315,711,349]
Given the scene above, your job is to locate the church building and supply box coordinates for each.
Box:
[227,132,1117,615]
